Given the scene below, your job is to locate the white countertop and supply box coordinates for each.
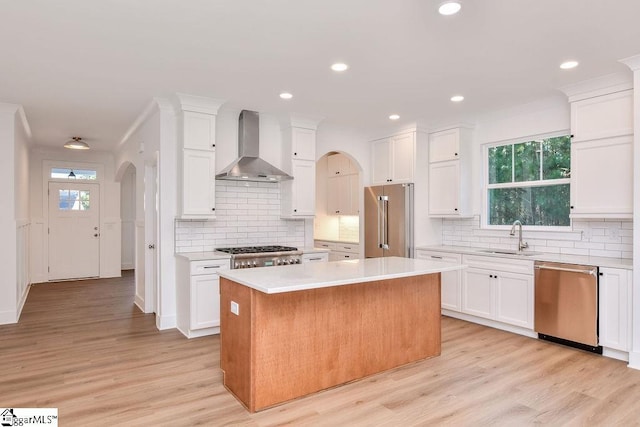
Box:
[314,238,360,244]
[415,245,633,270]
[218,256,464,294]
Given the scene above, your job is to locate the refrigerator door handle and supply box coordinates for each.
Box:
[380,195,389,250]
[377,196,383,248]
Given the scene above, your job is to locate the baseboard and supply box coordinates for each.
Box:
[442,310,538,339]
[134,295,145,313]
[628,351,640,370]
[100,270,122,279]
[0,309,17,325]
[177,325,220,339]
[156,314,176,330]
[16,284,31,321]
[602,347,629,362]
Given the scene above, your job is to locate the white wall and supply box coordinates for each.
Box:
[120,164,136,269]
[0,103,31,324]
[29,148,122,283]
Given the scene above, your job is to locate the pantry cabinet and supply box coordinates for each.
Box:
[567,88,633,219]
[281,123,319,218]
[371,132,415,185]
[428,127,473,217]
[599,267,632,352]
[461,255,534,330]
[176,256,230,338]
[415,249,462,312]
[176,95,224,219]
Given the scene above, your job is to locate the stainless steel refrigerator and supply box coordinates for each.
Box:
[364,183,414,258]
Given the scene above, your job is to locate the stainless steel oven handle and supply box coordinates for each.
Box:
[534,265,596,276]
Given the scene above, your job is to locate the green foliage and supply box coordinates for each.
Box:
[488,136,571,226]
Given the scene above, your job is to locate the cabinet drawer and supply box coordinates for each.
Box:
[190,259,230,275]
[335,243,359,253]
[302,253,329,263]
[416,250,461,264]
[463,254,533,275]
[330,251,357,261]
[314,240,336,250]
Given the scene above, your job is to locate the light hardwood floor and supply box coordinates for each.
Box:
[2,272,640,426]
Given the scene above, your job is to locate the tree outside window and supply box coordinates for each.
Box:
[486,135,571,227]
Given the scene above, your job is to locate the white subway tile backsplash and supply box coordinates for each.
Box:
[174,181,305,253]
[441,215,632,259]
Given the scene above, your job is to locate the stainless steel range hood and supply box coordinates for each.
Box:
[216,110,293,182]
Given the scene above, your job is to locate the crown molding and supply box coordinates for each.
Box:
[559,72,633,102]
[620,53,640,72]
[281,113,324,130]
[0,102,33,141]
[118,97,176,148]
[175,93,225,115]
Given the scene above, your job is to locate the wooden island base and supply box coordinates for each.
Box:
[220,273,441,412]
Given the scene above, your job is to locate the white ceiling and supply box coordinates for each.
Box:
[2,1,640,151]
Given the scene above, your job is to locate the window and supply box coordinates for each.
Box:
[51,168,97,180]
[486,135,571,227]
[58,189,91,211]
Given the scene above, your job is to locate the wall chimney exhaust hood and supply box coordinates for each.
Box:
[216,110,293,182]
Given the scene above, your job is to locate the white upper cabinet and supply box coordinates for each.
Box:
[567,87,634,219]
[176,94,224,219]
[327,153,356,176]
[326,153,359,216]
[371,132,415,185]
[429,128,460,162]
[281,118,321,218]
[570,136,633,218]
[571,90,633,142]
[428,127,473,217]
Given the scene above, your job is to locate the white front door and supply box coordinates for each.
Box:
[48,182,100,280]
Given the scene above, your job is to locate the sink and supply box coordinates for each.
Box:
[478,249,541,256]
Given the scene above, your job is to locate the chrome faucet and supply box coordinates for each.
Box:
[510,220,529,251]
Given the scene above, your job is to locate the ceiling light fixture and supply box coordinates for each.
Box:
[331,63,349,72]
[389,114,400,120]
[560,60,579,70]
[438,1,462,15]
[64,136,90,150]
[279,92,293,99]
[450,95,465,102]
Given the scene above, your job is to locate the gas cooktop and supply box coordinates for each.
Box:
[216,245,299,255]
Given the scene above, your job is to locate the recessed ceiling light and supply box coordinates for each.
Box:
[279,92,293,99]
[438,1,462,15]
[331,63,349,72]
[389,114,400,120]
[450,95,465,102]
[560,60,579,70]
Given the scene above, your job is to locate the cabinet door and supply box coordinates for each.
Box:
[390,133,415,183]
[599,267,632,351]
[570,136,632,218]
[462,268,494,319]
[292,128,316,160]
[371,139,391,185]
[495,271,533,329]
[290,160,316,216]
[327,154,352,176]
[416,250,462,312]
[183,111,216,151]
[571,90,633,142]
[327,175,350,215]
[429,160,460,216]
[429,128,460,162]
[190,274,220,329]
[348,174,359,215]
[329,250,356,261]
[182,149,216,217]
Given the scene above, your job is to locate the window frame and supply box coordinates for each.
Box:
[482,131,571,231]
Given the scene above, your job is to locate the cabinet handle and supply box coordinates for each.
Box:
[454,152,458,156]
[212,208,215,211]
[309,257,322,261]
[336,210,340,214]
[344,255,350,258]
[212,144,216,147]
[203,265,221,269]
[454,208,458,211]
[570,206,574,209]
[294,152,297,156]
[599,272,603,276]
[430,255,443,259]
[336,171,340,174]
[294,209,297,212]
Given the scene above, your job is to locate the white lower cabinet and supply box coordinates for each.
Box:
[314,240,360,261]
[176,257,230,338]
[461,255,534,330]
[415,249,462,312]
[599,267,632,353]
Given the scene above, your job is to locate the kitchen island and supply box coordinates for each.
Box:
[218,256,464,412]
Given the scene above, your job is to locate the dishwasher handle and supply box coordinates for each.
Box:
[534,264,597,276]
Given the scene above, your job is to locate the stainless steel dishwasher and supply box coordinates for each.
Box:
[534,261,602,353]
